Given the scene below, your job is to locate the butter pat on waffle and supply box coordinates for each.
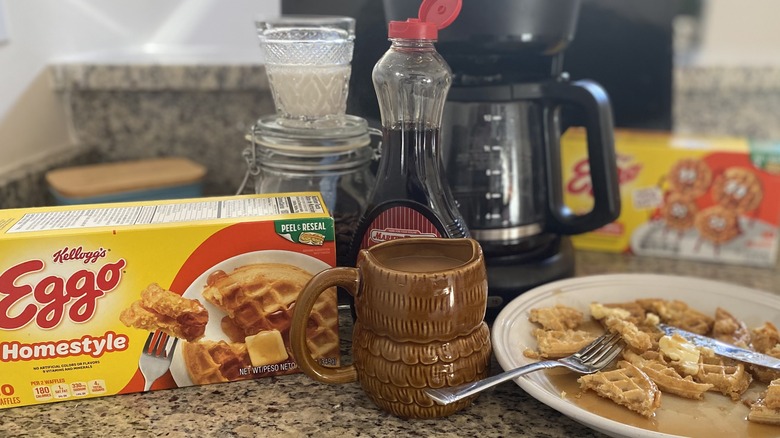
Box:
[120,283,208,342]
[578,361,662,418]
[245,330,288,367]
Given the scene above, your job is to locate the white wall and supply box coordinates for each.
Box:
[691,0,780,67]
[0,0,279,176]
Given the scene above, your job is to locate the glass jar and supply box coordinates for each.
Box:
[245,114,377,266]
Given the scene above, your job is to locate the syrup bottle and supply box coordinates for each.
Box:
[349,0,468,261]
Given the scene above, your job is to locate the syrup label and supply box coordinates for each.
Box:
[360,206,441,249]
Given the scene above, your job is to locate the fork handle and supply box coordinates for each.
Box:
[424,360,562,405]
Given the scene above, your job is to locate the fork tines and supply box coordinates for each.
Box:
[144,331,178,357]
[578,332,623,365]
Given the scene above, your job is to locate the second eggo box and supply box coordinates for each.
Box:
[561,129,780,267]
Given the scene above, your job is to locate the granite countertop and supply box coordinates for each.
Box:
[2,250,779,438]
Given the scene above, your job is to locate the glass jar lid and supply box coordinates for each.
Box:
[251,114,372,152]
[248,114,376,173]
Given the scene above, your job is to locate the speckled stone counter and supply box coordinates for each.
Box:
[2,250,779,438]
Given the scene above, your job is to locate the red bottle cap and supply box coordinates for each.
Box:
[387,0,462,40]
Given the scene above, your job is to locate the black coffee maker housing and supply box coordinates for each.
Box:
[384,0,621,316]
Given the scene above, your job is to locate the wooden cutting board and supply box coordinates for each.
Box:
[46,157,207,198]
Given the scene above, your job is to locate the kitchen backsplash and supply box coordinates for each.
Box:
[50,64,274,199]
[0,63,778,210]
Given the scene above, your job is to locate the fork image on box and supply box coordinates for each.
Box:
[138,331,178,391]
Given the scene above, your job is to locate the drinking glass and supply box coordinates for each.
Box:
[256,16,356,128]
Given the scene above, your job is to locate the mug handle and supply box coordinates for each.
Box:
[290,267,359,384]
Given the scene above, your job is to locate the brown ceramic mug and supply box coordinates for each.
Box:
[290,238,492,419]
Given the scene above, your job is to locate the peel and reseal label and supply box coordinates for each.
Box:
[275,218,335,246]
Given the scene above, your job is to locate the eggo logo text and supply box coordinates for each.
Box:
[567,154,642,195]
[0,259,126,330]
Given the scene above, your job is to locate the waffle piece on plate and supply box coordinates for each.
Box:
[602,317,653,353]
[119,283,208,342]
[690,349,752,400]
[749,379,780,425]
[748,399,780,425]
[590,303,654,352]
[529,329,596,359]
[748,322,780,383]
[623,350,713,399]
[529,305,584,331]
[182,340,252,384]
[636,299,713,334]
[578,361,662,418]
[712,307,751,348]
[766,378,780,409]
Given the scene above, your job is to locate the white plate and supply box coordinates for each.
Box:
[492,273,780,438]
[169,250,331,387]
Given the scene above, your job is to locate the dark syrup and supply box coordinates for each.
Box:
[348,125,469,265]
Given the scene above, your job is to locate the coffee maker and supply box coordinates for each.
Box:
[384,0,621,317]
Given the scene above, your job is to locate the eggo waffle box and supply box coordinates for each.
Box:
[561,128,780,267]
[0,192,339,409]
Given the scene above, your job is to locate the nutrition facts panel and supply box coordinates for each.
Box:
[6,194,326,233]
[30,378,107,402]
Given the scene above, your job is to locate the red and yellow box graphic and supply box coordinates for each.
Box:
[562,129,780,267]
[0,193,338,409]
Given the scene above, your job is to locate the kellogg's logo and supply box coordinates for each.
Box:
[52,246,107,264]
[0,249,126,330]
[567,154,642,196]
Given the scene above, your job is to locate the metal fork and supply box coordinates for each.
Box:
[139,331,178,391]
[424,331,624,405]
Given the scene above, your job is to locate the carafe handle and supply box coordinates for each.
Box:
[538,79,621,235]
